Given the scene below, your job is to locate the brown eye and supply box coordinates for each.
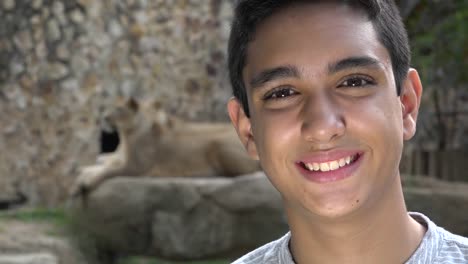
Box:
[263,87,298,100]
[339,76,374,88]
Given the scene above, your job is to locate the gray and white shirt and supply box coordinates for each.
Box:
[232,212,468,264]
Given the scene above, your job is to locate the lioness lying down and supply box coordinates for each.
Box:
[71,99,260,195]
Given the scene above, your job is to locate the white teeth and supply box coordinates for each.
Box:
[339,158,346,167]
[345,156,351,165]
[303,154,357,172]
[312,163,320,171]
[329,161,339,170]
[320,163,330,172]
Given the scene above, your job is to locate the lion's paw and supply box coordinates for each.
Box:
[70,165,106,197]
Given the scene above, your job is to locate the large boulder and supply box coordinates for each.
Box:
[71,173,468,260]
[71,172,287,261]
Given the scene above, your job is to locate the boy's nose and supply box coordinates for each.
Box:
[300,94,345,144]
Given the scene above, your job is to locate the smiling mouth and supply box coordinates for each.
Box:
[299,153,360,172]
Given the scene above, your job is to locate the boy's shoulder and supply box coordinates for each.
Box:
[408,212,468,264]
[231,232,294,264]
[435,226,468,262]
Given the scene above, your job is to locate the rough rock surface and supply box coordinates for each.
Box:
[71,173,287,259]
[0,218,86,264]
[71,173,468,260]
[0,253,57,264]
[72,172,287,260]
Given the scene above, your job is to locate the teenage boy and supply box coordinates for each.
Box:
[226,1,468,263]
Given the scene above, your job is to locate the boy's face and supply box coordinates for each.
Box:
[228,3,422,219]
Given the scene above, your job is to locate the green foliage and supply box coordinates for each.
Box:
[0,207,69,226]
[408,0,468,86]
[405,0,468,149]
[0,207,73,237]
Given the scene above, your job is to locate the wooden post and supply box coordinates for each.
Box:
[428,150,438,178]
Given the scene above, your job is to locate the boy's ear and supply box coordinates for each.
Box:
[401,68,423,141]
[227,98,259,160]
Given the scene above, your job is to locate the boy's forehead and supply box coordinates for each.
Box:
[244,2,392,83]
[252,1,369,36]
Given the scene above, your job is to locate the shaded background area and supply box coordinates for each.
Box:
[399,0,468,181]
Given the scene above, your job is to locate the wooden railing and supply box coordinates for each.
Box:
[400,149,468,182]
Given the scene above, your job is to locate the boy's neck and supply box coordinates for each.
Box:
[286,174,426,264]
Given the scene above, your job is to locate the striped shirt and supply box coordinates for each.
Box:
[232,212,468,264]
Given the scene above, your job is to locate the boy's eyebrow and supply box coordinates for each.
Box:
[248,57,382,90]
[328,56,383,74]
[249,65,300,90]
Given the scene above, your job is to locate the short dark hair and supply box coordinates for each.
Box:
[228,0,410,117]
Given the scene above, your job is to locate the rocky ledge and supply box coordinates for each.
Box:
[71,172,468,261]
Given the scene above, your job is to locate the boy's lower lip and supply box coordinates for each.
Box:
[295,154,363,183]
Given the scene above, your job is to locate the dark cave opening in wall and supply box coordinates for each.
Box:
[100,129,120,153]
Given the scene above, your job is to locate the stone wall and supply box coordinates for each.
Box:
[0,0,234,206]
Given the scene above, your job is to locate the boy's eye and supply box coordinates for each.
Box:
[339,76,374,88]
[263,87,298,100]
